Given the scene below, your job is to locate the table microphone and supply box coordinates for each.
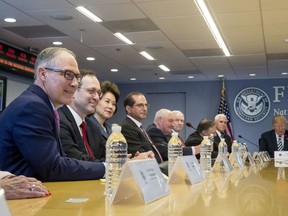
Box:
[238,135,258,148]
[186,122,197,130]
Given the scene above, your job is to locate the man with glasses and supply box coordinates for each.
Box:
[0,47,105,181]
[58,70,106,162]
[121,92,164,163]
[259,115,288,158]
[58,72,153,163]
[121,93,198,165]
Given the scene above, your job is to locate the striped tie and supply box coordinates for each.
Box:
[277,135,284,151]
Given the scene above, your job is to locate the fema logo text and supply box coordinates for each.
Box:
[234,87,270,123]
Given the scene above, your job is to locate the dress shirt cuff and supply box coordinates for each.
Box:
[191,146,196,155]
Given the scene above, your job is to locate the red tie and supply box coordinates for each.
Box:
[80,121,95,159]
[140,125,163,162]
[178,135,186,147]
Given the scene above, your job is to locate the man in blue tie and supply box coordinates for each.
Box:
[259,115,288,158]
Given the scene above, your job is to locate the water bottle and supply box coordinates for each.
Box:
[104,124,127,196]
[168,131,183,176]
[218,138,228,155]
[232,140,239,154]
[217,138,227,172]
[200,136,212,173]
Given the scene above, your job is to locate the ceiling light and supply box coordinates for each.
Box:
[218,74,224,78]
[76,6,102,22]
[194,0,231,57]
[158,64,170,72]
[281,72,288,75]
[114,33,133,45]
[188,76,194,79]
[139,51,155,60]
[53,41,62,46]
[4,18,16,23]
[130,78,136,81]
[249,73,256,77]
[159,77,165,80]
[111,69,118,72]
[86,57,95,61]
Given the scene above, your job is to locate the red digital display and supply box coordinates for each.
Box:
[0,42,36,77]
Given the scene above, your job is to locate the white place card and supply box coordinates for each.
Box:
[0,189,11,216]
[213,153,233,173]
[110,159,169,204]
[167,155,205,185]
[229,152,245,168]
[274,151,288,167]
[246,152,255,166]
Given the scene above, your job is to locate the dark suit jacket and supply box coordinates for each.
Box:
[214,132,232,154]
[185,131,218,158]
[58,105,106,162]
[0,84,105,181]
[259,129,288,158]
[146,123,193,159]
[121,117,164,163]
[88,115,112,141]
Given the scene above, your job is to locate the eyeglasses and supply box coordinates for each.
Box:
[44,67,82,82]
[79,87,103,97]
[133,103,149,109]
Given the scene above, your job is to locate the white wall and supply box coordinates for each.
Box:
[0,70,32,105]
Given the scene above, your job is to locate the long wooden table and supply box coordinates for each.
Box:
[7,162,288,216]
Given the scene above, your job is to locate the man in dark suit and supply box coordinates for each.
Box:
[146,108,200,160]
[0,47,105,181]
[259,115,288,158]
[121,92,162,163]
[214,114,232,154]
[185,118,217,158]
[58,70,106,162]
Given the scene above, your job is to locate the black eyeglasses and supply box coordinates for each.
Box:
[79,87,103,98]
[44,67,82,82]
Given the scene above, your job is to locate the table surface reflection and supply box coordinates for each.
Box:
[7,162,288,216]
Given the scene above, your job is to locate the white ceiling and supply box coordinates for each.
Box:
[0,0,288,83]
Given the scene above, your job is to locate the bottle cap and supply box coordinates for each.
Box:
[111,124,121,132]
[171,131,178,136]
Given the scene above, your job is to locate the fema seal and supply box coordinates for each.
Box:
[234,87,270,123]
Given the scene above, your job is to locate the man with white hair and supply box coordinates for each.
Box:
[146,108,200,161]
[214,114,232,153]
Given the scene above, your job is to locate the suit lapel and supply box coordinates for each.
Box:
[30,85,64,154]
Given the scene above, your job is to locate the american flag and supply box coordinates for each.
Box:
[217,79,234,140]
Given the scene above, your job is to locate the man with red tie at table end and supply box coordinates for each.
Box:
[0,47,106,181]
[259,115,288,158]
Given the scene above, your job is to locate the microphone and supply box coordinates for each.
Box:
[238,135,258,148]
[186,122,197,130]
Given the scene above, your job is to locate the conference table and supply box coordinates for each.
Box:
[7,162,288,216]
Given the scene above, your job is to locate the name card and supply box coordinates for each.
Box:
[229,152,245,168]
[110,159,169,204]
[0,189,11,216]
[274,151,288,167]
[246,152,255,166]
[213,153,233,173]
[167,155,205,185]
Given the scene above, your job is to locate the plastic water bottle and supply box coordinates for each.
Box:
[104,124,127,196]
[218,138,228,155]
[200,136,212,173]
[168,132,183,176]
[232,140,239,154]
